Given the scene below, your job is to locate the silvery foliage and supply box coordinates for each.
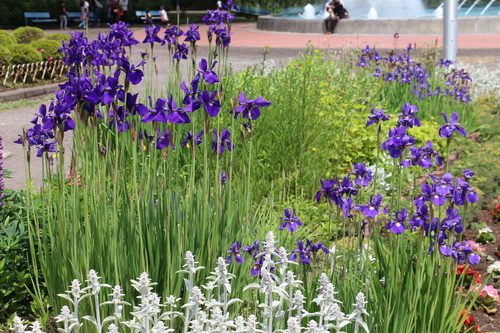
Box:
[455,62,500,102]
[11,233,369,333]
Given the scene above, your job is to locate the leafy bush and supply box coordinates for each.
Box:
[7,44,42,64]
[12,26,44,44]
[0,45,12,67]
[45,33,71,44]
[30,39,62,61]
[0,30,16,46]
[0,190,33,323]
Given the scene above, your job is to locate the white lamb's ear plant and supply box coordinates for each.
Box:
[176,251,205,293]
[324,303,351,333]
[54,305,82,333]
[158,295,184,328]
[100,285,132,326]
[81,270,112,333]
[207,257,242,314]
[348,292,370,333]
[11,317,27,333]
[57,279,91,323]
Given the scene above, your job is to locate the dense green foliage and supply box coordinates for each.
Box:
[12,26,45,44]
[44,33,71,44]
[7,44,42,64]
[0,45,13,67]
[0,30,16,46]
[30,39,63,61]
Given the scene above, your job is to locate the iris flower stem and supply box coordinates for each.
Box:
[373,123,382,196]
[445,136,452,174]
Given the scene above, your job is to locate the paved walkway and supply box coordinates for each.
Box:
[134,22,500,49]
[1,22,500,190]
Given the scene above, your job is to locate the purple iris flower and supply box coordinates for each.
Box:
[381,126,415,159]
[279,208,303,232]
[226,241,245,263]
[180,74,201,105]
[338,176,359,198]
[290,240,311,264]
[410,204,429,230]
[414,184,433,207]
[197,59,219,84]
[108,106,130,132]
[386,209,408,234]
[306,239,330,255]
[199,90,221,117]
[184,24,201,43]
[351,162,372,187]
[156,128,173,150]
[340,197,354,218]
[221,172,227,185]
[366,106,389,127]
[174,43,189,60]
[453,177,478,205]
[400,146,433,169]
[439,112,467,138]
[250,256,264,276]
[440,206,463,233]
[421,141,443,166]
[233,92,272,120]
[119,57,145,85]
[212,128,234,155]
[356,194,384,218]
[429,173,455,197]
[462,169,475,180]
[181,130,204,147]
[165,95,192,124]
[214,25,233,48]
[397,103,421,128]
[243,240,260,257]
[441,241,480,264]
[315,179,336,203]
[143,25,163,44]
[163,25,184,46]
[142,97,167,123]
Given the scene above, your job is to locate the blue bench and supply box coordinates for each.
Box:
[24,12,58,26]
[237,6,271,16]
[67,12,95,23]
[136,10,162,21]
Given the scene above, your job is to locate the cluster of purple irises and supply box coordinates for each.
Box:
[358,45,472,102]
[227,236,330,275]
[15,20,271,159]
[313,103,479,264]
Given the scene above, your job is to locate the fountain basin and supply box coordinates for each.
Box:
[257,15,500,34]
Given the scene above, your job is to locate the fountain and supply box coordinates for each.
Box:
[300,3,317,19]
[367,7,378,19]
[256,0,500,34]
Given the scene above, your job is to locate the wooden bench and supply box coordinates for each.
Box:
[24,12,58,26]
[135,10,162,21]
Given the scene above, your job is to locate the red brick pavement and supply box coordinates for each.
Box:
[132,22,500,50]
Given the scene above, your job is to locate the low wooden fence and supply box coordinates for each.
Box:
[0,60,68,91]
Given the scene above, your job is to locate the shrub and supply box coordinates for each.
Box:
[7,44,42,65]
[0,45,12,67]
[0,30,15,46]
[12,26,44,44]
[45,33,71,44]
[30,39,62,61]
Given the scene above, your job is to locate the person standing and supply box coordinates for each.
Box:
[160,5,170,27]
[78,0,89,29]
[119,0,128,23]
[92,0,102,27]
[60,1,68,29]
